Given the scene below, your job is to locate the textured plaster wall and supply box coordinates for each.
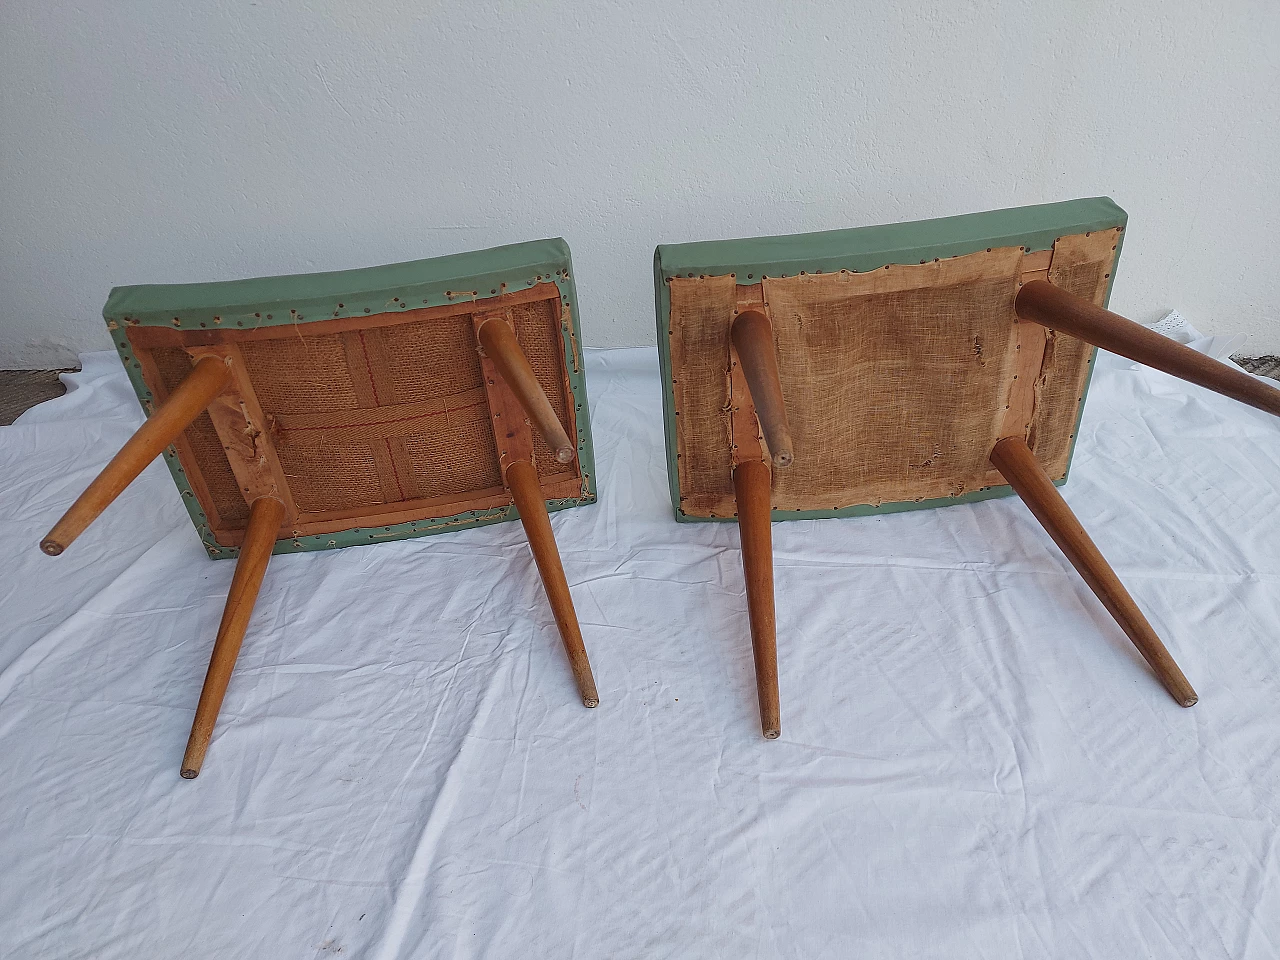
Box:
[2,1,1278,367]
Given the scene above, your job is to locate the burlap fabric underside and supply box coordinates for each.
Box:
[669,232,1119,517]
[148,295,574,525]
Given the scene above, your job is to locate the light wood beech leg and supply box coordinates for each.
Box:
[734,459,781,738]
[181,496,286,778]
[477,317,576,464]
[989,436,1197,707]
[1016,280,1280,418]
[506,459,599,707]
[732,309,794,468]
[41,356,232,556]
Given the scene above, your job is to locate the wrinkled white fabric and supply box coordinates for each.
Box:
[1,346,1278,959]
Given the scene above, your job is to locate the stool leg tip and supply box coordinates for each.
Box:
[180,767,200,780]
[40,539,64,556]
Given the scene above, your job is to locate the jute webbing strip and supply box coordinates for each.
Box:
[274,388,490,442]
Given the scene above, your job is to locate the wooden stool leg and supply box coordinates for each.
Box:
[41,355,232,556]
[505,459,599,707]
[989,436,1197,707]
[1016,280,1280,418]
[734,459,781,738]
[181,496,285,778]
[732,309,794,468]
[477,317,576,464]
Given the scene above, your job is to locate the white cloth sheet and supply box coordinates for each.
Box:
[2,345,1279,959]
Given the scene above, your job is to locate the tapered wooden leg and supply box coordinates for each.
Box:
[505,459,599,707]
[734,459,781,738]
[732,309,794,468]
[1017,280,1280,418]
[41,355,232,556]
[477,317,576,464]
[989,436,1197,706]
[180,496,285,778]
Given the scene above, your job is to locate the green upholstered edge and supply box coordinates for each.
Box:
[103,239,597,559]
[653,197,1128,523]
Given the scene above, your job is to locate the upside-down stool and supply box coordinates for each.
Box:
[41,239,601,776]
[654,198,1280,738]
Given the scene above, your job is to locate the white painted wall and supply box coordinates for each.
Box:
[2,1,1278,367]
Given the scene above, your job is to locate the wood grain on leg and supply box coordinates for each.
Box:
[506,458,599,707]
[41,355,232,556]
[734,459,781,738]
[477,316,576,464]
[1016,280,1280,418]
[989,436,1197,707]
[181,495,286,778]
[731,309,794,469]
